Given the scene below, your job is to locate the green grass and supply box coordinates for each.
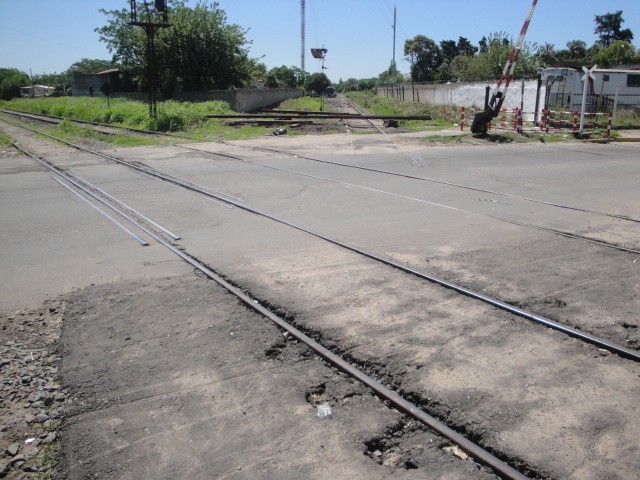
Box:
[346,92,460,132]
[0,97,233,132]
[45,119,164,147]
[278,96,324,111]
[615,108,640,128]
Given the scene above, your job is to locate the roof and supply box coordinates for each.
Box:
[96,68,120,75]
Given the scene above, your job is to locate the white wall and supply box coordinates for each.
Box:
[378,80,545,121]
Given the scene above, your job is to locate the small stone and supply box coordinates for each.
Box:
[22,464,39,472]
[54,393,66,402]
[25,414,36,424]
[40,432,56,444]
[6,443,20,456]
[36,414,49,423]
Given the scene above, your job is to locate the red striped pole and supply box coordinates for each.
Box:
[607,112,612,138]
[460,107,465,131]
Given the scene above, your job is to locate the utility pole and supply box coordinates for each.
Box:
[301,0,306,78]
[392,4,397,69]
[129,0,170,119]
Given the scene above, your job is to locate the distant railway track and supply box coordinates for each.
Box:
[325,95,387,134]
[2,117,638,364]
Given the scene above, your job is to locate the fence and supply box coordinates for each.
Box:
[459,107,612,137]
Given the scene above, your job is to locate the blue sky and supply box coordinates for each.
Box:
[1,1,639,81]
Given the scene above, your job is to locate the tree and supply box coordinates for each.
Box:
[305,72,331,93]
[404,35,442,82]
[357,78,377,91]
[456,37,478,57]
[0,68,30,100]
[439,40,458,63]
[593,40,640,67]
[536,43,557,65]
[266,65,303,88]
[96,1,257,94]
[70,58,115,73]
[378,62,404,84]
[594,11,633,47]
[566,40,587,60]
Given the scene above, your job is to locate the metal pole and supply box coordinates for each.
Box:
[612,86,619,128]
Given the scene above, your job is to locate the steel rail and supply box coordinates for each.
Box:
[2,124,533,478]
[227,144,640,225]
[3,129,531,477]
[88,194,528,480]
[74,177,181,240]
[181,145,640,256]
[50,175,149,246]
[5,122,639,361]
[335,96,387,135]
[0,132,176,247]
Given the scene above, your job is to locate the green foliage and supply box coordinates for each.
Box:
[266,65,304,88]
[305,73,331,94]
[278,96,323,111]
[0,96,233,131]
[0,68,30,100]
[404,35,442,82]
[377,62,404,85]
[346,91,460,127]
[96,1,257,94]
[592,41,640,67]
[594,11,633,47]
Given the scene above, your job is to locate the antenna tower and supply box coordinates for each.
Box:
[301,0,306,75]
[392,4,397,69]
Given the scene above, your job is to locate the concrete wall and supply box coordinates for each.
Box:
[171,88,303,112]
[378,81,546,121]
[111,88,302,112]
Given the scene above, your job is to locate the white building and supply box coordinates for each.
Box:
[541,67,640,113]
[19,85,55,97]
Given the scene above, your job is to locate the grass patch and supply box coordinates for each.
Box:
[614,108,640,129]
[43,119,164,147]
[0,97,233,132]
[278,96,324,111]
[346,91,460,130]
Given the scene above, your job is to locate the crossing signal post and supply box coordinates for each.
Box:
[129,0,170,119]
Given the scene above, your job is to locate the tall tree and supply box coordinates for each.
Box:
[266,65,304,88]
[593,40,640,67]
[565,40,587,60]
[439,40,458,63]
[536,43,557,65]
[404,35,442,82]
[96,1,256,94]
[305,72,331,93]
[456,37,478,57]
[594,11,633,47]
[0,68,30,100]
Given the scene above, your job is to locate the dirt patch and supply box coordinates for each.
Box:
[56,275,497,479]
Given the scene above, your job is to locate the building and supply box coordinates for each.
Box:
[71,68,121,97]
[19,85,55,97]
[541,67,640,113]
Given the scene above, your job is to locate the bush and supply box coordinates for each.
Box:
[0,96,234,131]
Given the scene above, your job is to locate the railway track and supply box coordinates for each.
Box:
[2,116,637,360]
[2,114,639,478]
[325,95,387,134]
